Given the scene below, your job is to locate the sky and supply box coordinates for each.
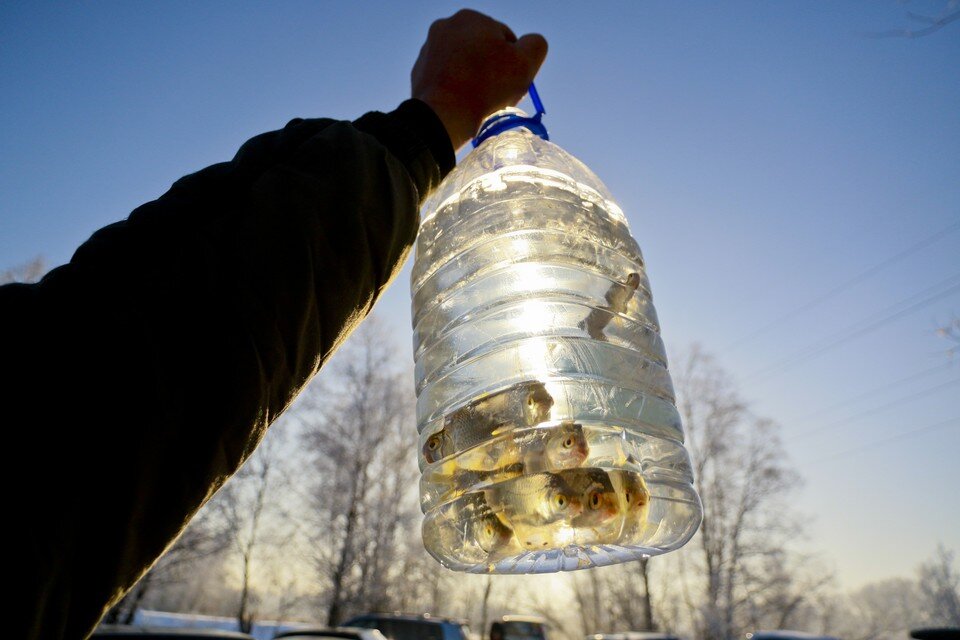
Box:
[1,1,958,591]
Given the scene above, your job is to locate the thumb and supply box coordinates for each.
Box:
[515,33,548,79]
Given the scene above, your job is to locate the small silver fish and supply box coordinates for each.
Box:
[474,513,515,558]
[422,380,555,464]
[616,470,651,544]
[567,468,622,531]
[451,461,525,491]
[579,272,641,341]
[621,470,650,512]
[488,472,583,532]
[491,469,621,550]
[469,500,516,557]
[449,492,517,560]
[524,421,590,474]
[462,420,590,474]
[447,421,589,489]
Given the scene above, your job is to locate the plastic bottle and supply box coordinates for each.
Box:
[410,91,701,573]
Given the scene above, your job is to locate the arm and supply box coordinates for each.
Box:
[4,10,545,639]
[7,100,451,640]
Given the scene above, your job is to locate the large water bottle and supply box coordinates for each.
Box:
[411,89,701,573]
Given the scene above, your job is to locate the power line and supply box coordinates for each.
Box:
[743,274,960,381]
[807,416,959,465]
[789,377,960,441]
[726,220,960,352]
[792,361,955,422]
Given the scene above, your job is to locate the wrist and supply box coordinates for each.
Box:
[416,95,480,151]
[382,99,456,180]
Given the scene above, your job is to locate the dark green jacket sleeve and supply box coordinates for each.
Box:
[2,99,454,640]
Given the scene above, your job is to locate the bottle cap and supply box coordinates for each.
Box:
[472,83,549,147]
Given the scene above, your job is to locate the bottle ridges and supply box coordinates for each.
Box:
[410,129,702,572]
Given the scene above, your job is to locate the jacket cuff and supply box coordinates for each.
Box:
[353,99,456,201]
[390,99,456,178]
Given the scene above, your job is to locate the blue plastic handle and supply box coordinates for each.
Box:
[472,83,549,147]
[528,82,545,117]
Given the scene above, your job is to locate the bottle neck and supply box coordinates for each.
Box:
[472,83,549,147]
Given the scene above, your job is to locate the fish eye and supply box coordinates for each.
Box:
[555,494,568,509]
[484,523,494,537]
[562,436,575,449]
[589,490,602,509]
[427,437,440,450]
[625,492,631,504]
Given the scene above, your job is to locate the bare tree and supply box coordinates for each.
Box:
[866,1,960,38]
[638,558,655,631]
[479,576,494,636]
[138,550,238,617]
[102,510,224,624]
[570,568,604,635]
[523,579,581,640]
[652,558,688,636]
[821,546,958,639]
[609,558,656,631]
[740,551,833,632]
[569,560,658,634]
[673,345,809,640]
[843,577,924,640]
[391,532,449,614]
[297,319,419,624]
[917,545,960,625]
[205,429,293,632]
[1,255,46,284]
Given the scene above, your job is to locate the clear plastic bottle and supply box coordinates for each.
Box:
[411,105,701,574]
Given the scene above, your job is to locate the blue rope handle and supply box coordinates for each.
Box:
[472,82,549,147]
[528,82,546,117]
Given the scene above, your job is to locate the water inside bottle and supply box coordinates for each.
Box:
[413,134,701,573]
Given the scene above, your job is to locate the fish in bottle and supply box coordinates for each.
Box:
[469,499,517,560]
[458,419,590,476]
[421,421,591,506]
[579,272,642,341]
[569,468,622,530]
[487,472,583,550]
[422,380,555,466]
[614,469,651,544]
[437,491,519,564]
[524,420,590,473]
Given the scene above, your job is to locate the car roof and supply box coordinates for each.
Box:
[748,632,840,640]
[275,629,377,639]
[585,634,681,640]
[92,626,254,640]
[911,630,960,640]
[346,613,468,625]
[500,616,548,625]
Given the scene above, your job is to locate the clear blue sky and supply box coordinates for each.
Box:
[2,1,957,588]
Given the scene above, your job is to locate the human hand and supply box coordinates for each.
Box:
[411,9,548,150]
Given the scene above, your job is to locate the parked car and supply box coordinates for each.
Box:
[274,627,387,640]
[92,626,254,640]
[344,613,470,640]
[491,616,550,640]
[746,633,840,640]
[910,631,960,640]
[585,634,682,640]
